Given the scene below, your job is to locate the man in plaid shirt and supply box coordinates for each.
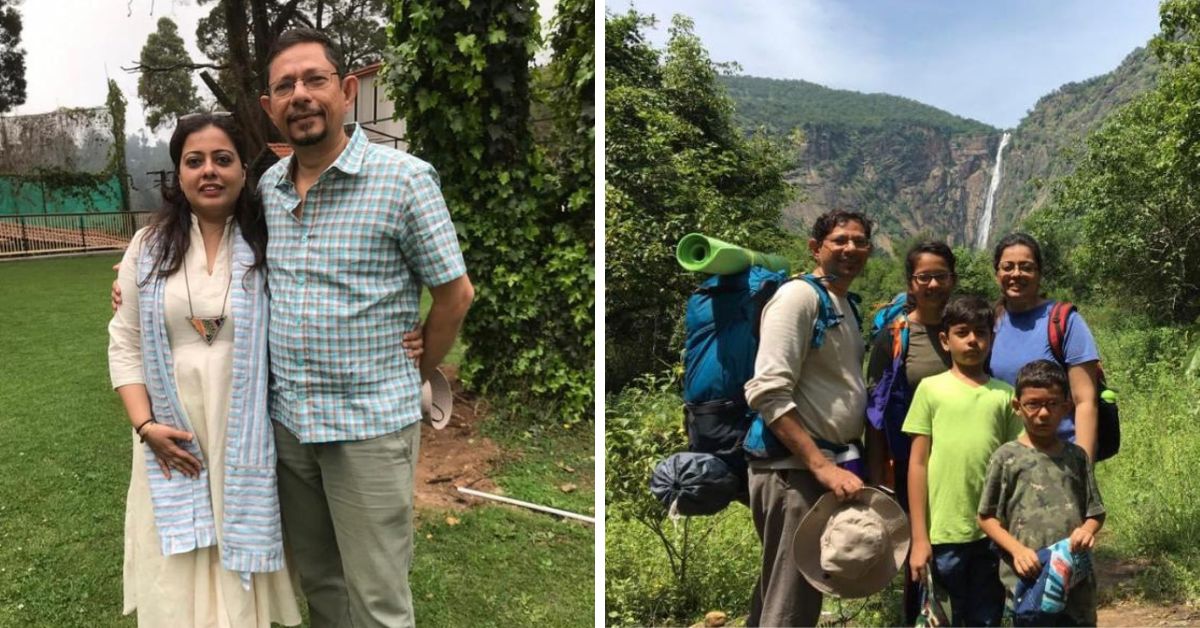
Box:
[257,28,473,628]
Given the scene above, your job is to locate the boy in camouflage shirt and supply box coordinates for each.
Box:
[978,360,1106,626]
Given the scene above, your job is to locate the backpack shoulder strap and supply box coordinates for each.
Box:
[847,292,864,330]
[1047,301,1076,366]
[794,274,835,349]
[888,315,910,361]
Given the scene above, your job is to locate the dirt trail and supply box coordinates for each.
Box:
[1097,554,1199,626]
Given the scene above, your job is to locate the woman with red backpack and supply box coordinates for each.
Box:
[988,233,1104,461]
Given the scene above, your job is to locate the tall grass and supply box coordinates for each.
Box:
[1086,306,1200,600]
[605,303,1200,625]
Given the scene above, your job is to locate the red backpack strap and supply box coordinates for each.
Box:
[1047,301,1076,365]
[888,315,908,360]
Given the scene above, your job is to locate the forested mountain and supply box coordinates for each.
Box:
[724,75,993,135]
[724,46,1159,252]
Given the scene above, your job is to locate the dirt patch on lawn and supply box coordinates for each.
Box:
[1096,553,1200,626]
[414,365,502,510]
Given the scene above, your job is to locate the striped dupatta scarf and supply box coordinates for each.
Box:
[136,225,283,584]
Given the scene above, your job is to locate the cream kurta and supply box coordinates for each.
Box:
[109,217,301,628]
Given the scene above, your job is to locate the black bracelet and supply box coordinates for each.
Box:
[134,418,156,441]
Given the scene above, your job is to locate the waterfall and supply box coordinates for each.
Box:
[975,131,1011,249]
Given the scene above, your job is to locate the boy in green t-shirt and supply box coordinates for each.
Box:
[978,360,1105,626]
[903,295,1023,627]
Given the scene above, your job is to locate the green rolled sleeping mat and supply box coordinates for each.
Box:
[675,233,790,275]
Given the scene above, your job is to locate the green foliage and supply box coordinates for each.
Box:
[1034,6,1200,323]
[606,509,759,627]
[196,0,388,77]
[950,246,998,300]
[723,75,995,137]
[604,373,759,626]
[1086,310,1200,602]
[605,371,686,523]
[106,80,130,211]
[605,11,794,389]
[137,17,201,132]
[384,0,593,424]
[0,0,25,113]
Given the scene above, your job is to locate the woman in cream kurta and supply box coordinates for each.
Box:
[109,216,301,628]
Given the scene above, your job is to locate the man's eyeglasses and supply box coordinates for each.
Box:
[823,236,871,250]
[911,272,955,286]
[268,71,339,98]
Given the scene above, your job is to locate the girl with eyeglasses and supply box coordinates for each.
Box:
[864,240,958,624]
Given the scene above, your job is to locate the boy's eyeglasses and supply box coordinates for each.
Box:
[1019,400,1063,413]
[268,71,339,98]
[911,272,955,285]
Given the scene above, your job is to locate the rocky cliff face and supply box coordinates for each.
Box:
[727,45,1158,252]
[784,124,1000,254]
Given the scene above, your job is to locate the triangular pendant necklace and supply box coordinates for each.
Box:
[183,259,232,346]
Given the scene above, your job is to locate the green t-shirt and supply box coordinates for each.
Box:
[978,441,1106,625]
[901,371,1024,544]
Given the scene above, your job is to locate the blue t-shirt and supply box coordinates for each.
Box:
[989,301,1100,441]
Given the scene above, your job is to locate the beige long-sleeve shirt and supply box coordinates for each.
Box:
[744,279,867,469]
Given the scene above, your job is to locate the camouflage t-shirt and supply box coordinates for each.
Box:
[978,440,1106,624]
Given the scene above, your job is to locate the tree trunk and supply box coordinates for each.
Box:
[223,0,269,160]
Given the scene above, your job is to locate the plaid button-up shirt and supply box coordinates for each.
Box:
[261,126,467,443]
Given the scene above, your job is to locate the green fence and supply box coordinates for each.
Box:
[0,211,151,258]
[0,175,125,215]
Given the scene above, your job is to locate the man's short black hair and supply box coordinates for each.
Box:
[942,294,994,332]
[266,28,346,78]
[810,209,873,242]
[1015,359,1070,398]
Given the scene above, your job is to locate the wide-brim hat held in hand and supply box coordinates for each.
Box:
[421,367,453,429]
[792,487,910,598]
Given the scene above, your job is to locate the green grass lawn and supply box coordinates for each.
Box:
[0,254,594,627]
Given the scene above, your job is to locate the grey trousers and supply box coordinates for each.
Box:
[748,467,825,627]
[274,421,421,628]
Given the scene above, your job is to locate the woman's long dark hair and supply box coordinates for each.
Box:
[143,113,267,282]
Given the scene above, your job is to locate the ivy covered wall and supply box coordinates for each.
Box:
[0,81,129,214]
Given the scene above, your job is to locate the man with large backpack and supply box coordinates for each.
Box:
[743,210,874,627]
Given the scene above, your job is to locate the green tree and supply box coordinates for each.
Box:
[0,0,26,113]
[383,0,594,422]
[605,11,793,389]
[129,0,388,160]
[137,18,201,131]
[1036,0,1200,322]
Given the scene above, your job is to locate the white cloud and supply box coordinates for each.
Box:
[622,0,889,90]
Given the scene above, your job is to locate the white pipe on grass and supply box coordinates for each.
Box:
[456,486,595,524]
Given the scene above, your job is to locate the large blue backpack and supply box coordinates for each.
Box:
[682,267,859,471]
[652,267,861,515]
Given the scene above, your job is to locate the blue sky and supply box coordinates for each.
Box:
[612,0,1161,129]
